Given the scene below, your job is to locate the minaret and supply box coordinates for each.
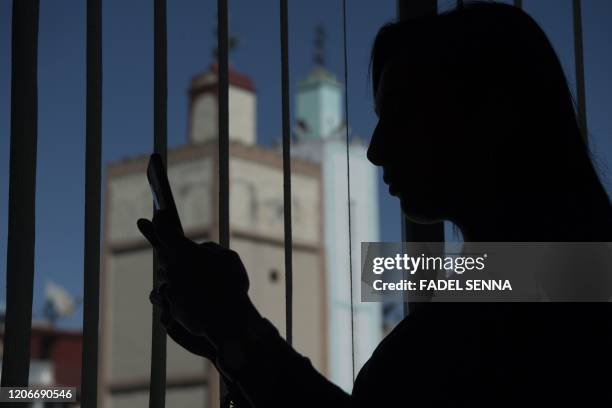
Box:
[295,25,344,141]
[293,25,382,393]
[187,31,257,146]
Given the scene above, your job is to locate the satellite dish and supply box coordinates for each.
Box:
[43,281,77,325]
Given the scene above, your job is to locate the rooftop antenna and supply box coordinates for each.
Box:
[212,25,239,61]
[314,24,326,67]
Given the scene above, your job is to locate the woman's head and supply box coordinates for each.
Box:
[367,2,610,236]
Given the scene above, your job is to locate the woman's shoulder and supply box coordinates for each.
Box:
[365,302,612,369]
[352,304,491,405]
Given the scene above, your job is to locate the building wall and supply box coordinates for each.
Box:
[228,155,327,370]
[190,86,256,146]
[232,237,326,372]
[101,143,326,407]
[347,142,382,373]
[293,65,383,393]
[107,156,214,246]
[0,328,81,388]
[105,249,209,384]
[322,139,382,392]
[229,156,320,246]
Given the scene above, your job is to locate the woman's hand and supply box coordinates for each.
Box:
[137,210,255,350]
[149,288,217,360]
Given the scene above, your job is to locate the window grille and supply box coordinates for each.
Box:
[0,1,591,408]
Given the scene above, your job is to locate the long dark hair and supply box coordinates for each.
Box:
[370,2,611,240]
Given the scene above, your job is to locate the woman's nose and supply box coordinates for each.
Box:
[367,121,384,166]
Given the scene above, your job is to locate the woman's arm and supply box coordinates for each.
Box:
[138,213,352,407]
[218,308,351,408]
[155,287,351,407]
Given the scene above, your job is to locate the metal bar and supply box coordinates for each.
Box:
[341,0,356,382]
[279,0,293,347]
[149,1,168,407]
[396,0,437,20]
[396,0,444,319]
[80,0,103,406]
[217,0,232,406]
[572,0,588,143]
[1,0,40,391]
[217,1,230,248]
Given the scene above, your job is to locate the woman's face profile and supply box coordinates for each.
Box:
[368,62,460,224]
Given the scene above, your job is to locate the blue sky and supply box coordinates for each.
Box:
[0,0,611,329]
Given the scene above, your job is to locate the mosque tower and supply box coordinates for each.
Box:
[292,25,382,392]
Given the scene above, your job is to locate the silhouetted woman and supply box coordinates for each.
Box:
[139,3,612,407]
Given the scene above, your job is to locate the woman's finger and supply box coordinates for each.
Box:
[160,308,175,329]
[151,288,177,333]
[138,217,178,268]
[152,211,192,250]
[149,289,162,306]
[156,266,169,285]
[137,218,162,247]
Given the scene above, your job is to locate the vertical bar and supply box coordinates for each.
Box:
[80,0,102,406]
[217,0,229,248]
[400,214,409,318]
[396,0,444,319]
[149,1,167,407]
[153,0,168,162]
[572,0,588,143]
[396,0,437,19]
[514,0,523,9]
[1,0,39,390]
[279,0,293,347]
[217,0,231,406]
[341,0,356,382]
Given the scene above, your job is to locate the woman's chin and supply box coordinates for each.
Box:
[399,194,445,225]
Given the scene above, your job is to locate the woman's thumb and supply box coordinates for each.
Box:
[152,210,189,248]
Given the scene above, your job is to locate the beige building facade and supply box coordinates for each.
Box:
[100,66,328,408]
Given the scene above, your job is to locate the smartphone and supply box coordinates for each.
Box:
[147,153,184,235]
